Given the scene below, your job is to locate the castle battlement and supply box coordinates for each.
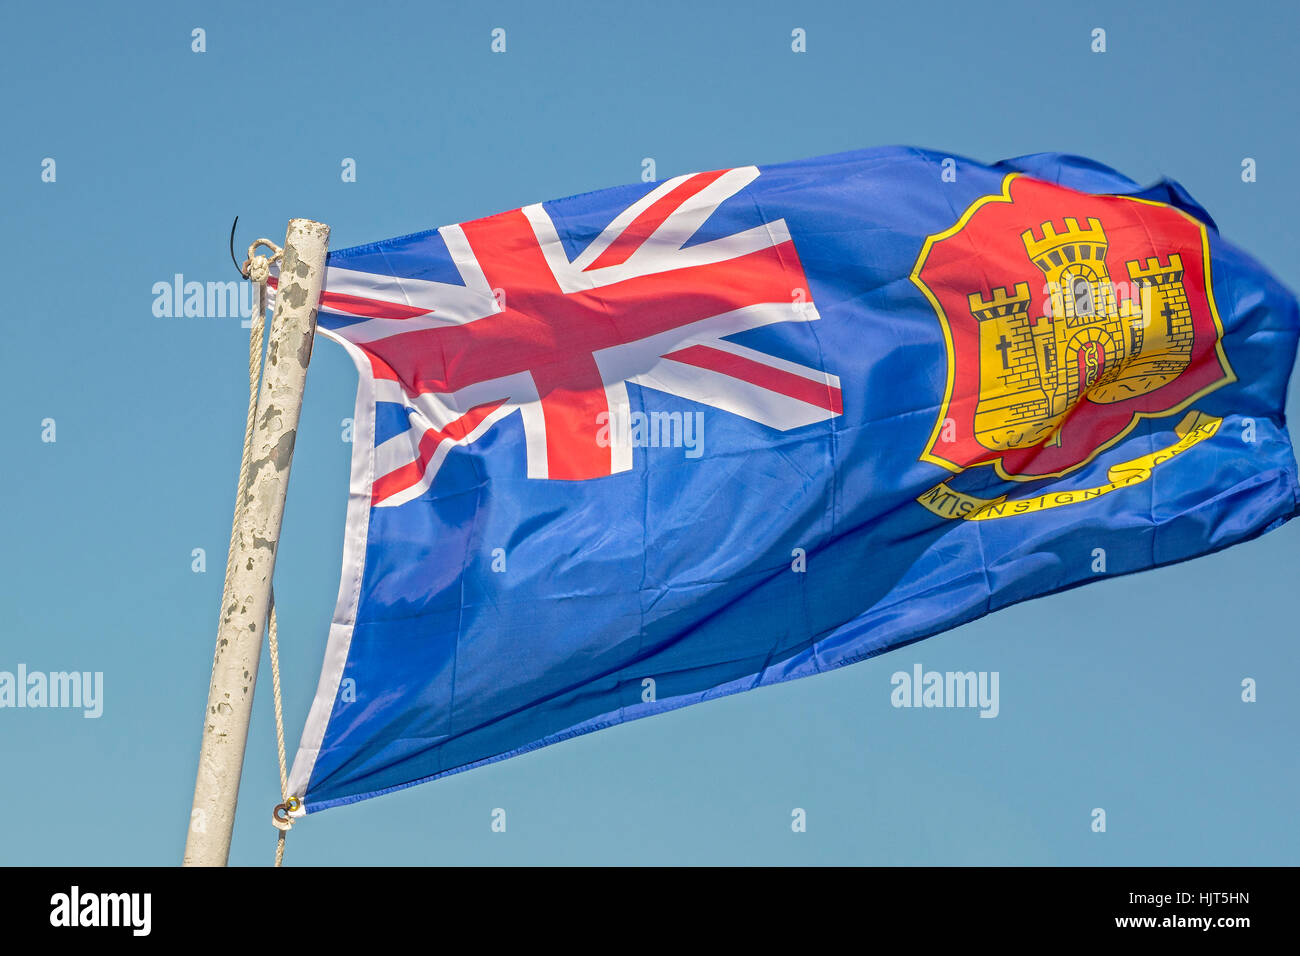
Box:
[967,282,1032,322]
[955,208,1202,457]
[1126,254,1185,286]
[1022,217,1108,274]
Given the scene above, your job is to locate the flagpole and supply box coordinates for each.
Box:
[183,218,330,867]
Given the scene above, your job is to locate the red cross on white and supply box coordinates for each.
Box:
[293,166,843,507]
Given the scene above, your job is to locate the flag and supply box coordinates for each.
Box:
[285,146,1299,813]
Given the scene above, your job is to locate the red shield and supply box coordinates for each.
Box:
[915,174,1234,480]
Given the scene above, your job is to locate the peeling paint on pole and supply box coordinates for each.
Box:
[183,218,329,867]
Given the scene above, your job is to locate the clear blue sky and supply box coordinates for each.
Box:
[1,0,1296,865]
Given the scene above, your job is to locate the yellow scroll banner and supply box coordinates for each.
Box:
[917,410,1222,521]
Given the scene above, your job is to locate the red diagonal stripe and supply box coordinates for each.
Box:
[268,274,431,320]
[372,400,505,505]
[585,169,731,271]
[661,345,843,414]
[319,289,431,320]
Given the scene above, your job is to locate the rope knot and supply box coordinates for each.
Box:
[245,256,272,283]
[241,238,283,284]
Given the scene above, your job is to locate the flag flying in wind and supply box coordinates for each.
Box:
[285,146,1299,813]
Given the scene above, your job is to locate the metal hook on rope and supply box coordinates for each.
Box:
[272,796,302,831]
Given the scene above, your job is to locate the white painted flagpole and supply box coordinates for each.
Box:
[183,218,330,867]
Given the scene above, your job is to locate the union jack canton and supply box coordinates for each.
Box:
[304,165,842,504]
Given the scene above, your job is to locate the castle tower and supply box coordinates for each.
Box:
[968,283,1058,450]
[1022,217,1113,324]
[1022,218,1128,409]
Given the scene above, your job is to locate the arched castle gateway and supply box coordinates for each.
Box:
[970,216,1195,452]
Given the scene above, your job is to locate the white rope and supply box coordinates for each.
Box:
[234,242,296,867]
[269,587,289,867]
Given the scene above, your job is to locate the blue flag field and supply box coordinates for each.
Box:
[284,146,1300,813]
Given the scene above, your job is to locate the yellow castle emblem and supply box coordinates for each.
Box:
[970,217,1195,451]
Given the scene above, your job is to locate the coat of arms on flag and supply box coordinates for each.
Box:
[914,172,1234,482]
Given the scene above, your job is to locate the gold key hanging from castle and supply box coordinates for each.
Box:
[969,217,1195,452]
